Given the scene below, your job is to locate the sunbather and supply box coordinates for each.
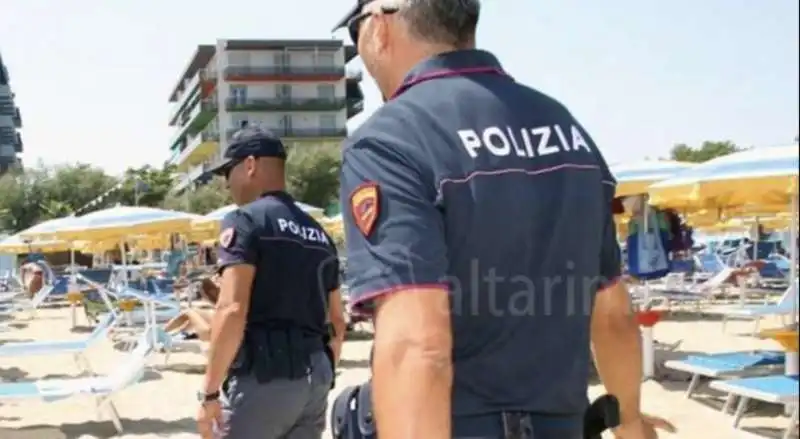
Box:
[163,277,218,341]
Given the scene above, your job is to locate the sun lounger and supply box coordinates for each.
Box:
[640,266,736,308]
[0,312,118,371]
[720,279,798,335]
[118,287,181,310]
[0,327,159,433]
[664,350,785,398]
[709,375,799,439]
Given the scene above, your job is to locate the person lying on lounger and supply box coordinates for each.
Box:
[163,277,219,341]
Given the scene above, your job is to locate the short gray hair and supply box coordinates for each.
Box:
[398,0,480,46]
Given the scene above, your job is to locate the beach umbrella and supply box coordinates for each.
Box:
[609,160,695,198]
[0,234,73,254]
[651,145,799,374]
[648,145,798,210]
[25,206,204,242]
[193,202,325,234]
[2,217,97,253]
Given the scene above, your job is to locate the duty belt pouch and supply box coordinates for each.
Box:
[287,329,311,379]
[251,330,274,383]
[228,343,253,377]
[258,329,311,382]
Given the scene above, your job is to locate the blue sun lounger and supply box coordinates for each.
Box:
[710,375,799,439]
[0,328,159,434]
[0,312,118,372]
[664,350,786,398]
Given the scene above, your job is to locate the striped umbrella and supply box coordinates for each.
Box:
[648,145,799,209]
[609,160,694,198]
[23,206,203,241]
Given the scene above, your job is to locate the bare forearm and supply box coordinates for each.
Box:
[592,318,642,422]
[203,306,245,392]
[373,344,452,439]
[329,320,346,364]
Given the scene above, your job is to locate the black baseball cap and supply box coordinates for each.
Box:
[332,0,480,32]
[331,0,370,32]
[207,125,287,176]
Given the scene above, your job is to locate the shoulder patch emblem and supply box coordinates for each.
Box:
[350,182,380,237]
[219,227,235,248]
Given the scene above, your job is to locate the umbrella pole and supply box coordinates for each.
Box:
[786,194,798,379]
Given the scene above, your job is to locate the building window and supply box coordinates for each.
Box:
[317,84,335,100]
[318,114,337,130]
[229,85,247,104]
[228,51,250,66]
[316,53,335,66]
[274,52,289,67]
[231,115,249,129]
[276,84,292,99]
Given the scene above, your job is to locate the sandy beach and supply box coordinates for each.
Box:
[0,304,795,439]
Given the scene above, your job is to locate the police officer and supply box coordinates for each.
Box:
[197,125,346,439]
[334,1,676,438]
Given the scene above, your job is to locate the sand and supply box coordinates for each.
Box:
[0,304,796,439]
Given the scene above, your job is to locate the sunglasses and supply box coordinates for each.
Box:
[221,157,246,180]
[347,5,400,45]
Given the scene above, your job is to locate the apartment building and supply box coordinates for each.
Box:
[167,39,364,192]
[0,52,23,174]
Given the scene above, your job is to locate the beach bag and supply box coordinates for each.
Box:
[626,209,670,280]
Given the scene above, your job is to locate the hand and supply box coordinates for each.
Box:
[613,414,676,438]
[197,399,224,439]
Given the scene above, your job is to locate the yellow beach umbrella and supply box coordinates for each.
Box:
[649,145,798,210]
[23,206,204,242]
[610,160,695,198]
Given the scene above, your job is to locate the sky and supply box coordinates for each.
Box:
[1,0,797,176]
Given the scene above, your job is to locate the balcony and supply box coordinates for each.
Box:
[0,97,12,115]
[0,126,14,144]
[224,66,346,81]
[169,69,217,125]
[169,99,217,150]
[226,97,347,112]
[225,127,346,139]
[12,107,21,127]
[0,144,15,158]
[171,130,220,168]
[14,132,22,153]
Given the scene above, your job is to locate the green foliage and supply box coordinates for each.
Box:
[0,148,341,233]
[115,164,177,207]
[286,144,342,208]
[162,178,232,214]
[0,167,52,231]
[669,140,744,163]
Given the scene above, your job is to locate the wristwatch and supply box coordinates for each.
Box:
[197,390,220,403]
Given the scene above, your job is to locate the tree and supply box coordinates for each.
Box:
[115,164,177,207]
[162,178,232,214]
[669,140,743,163]
[41,163,117,217]
[0,167,51,232]
[286,145,342,208]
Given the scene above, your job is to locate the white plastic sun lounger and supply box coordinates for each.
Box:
[720,279,798,335]
[645,266,736,304]
[0,327,159,433]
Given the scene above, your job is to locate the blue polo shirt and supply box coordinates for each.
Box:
[216,191,340,337]
[340,50,621,417]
